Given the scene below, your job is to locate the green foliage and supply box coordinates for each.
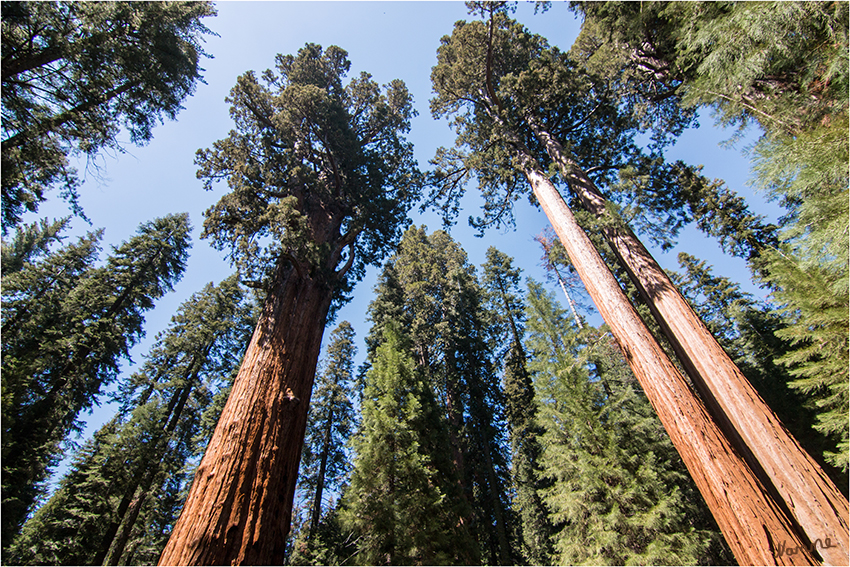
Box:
[6,275,255,565]
[298,321,357,538]
[197,43,421,313]
[670,253,844,483]
[0,216,71,274]
[340,322,477,565]
[288,507,354,566]
[525,280,726,565]
[1,0,217,230]
[572,1,848,135]
[762,249,849,471]
[573,0,850,477]
[365,227,515,564]
[481,247,552,564]
[1,213,191,546]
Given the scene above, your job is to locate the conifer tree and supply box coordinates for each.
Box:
[525,280,727,565]
[1,213,191,547]
[298,321,357,541]
[0,216,71,274]
[481,247,552,564]
[1,1,216,230]
[576,0,850,486]
[340,322,477,565]
[365,227,515,563]
[159,44,419,565]
[5,275,255,566]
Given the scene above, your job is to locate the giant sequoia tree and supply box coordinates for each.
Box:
[574,0,850,477]
[158,44,420,565]
[0,0,216,230]
[428,6,820,563]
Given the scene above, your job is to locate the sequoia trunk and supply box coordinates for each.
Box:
[158,263,332,565]
[516,143,814,565]
[529,118,849,564]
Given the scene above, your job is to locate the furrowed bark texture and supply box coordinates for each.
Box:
[517,146,815,566]
[158,265,332,566]
[529,119,849,565]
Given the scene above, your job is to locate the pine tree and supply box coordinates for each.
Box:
[299,321,357,541]
[1,1,217,230]
[481,247,552,564]
[340,322,476,565]
[366,227,515,563]
[1,213,191,547]
[762,250,849,472]
[525,280,728,565]
[5,275,255,566]
[159,44,420,565]
[0,216,71,274]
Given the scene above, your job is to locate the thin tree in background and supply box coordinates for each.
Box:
[1,213,191,547]
[0,1,217,230]
[300,321,357,540]
[481,247,552,564]
[158,44,420,565]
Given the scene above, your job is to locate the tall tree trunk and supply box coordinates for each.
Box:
[158,263,333,565]
[514,141,814,565]
[529,117,849,564]
[309,406,333,538]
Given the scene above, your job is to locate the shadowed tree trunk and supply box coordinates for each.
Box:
[528,117,849,564]
[158,264,332,565]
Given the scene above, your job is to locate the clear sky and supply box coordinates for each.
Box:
[27,1,782,489]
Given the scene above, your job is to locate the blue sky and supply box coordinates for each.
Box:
[26,1,782,489]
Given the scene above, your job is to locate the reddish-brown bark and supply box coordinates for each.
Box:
[158,264,332,566]
[528,118,849,565]
[517,145,816,565]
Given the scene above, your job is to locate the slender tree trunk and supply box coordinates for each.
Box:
[309,406,333,537]
[444,349,466,485]
[529,117,849,564]
[158,263,333,565]
[514,141,814,565]
[481,426,510,565]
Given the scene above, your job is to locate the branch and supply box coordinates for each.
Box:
[2,80,138,150]
[334,240,356,279]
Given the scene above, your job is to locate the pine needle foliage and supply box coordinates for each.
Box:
[525,280,725,566]
[1,1,217,230]
[6,275,255,565]
[340,322,477,565]
[1,213,191,547]
[481,246,552,564]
